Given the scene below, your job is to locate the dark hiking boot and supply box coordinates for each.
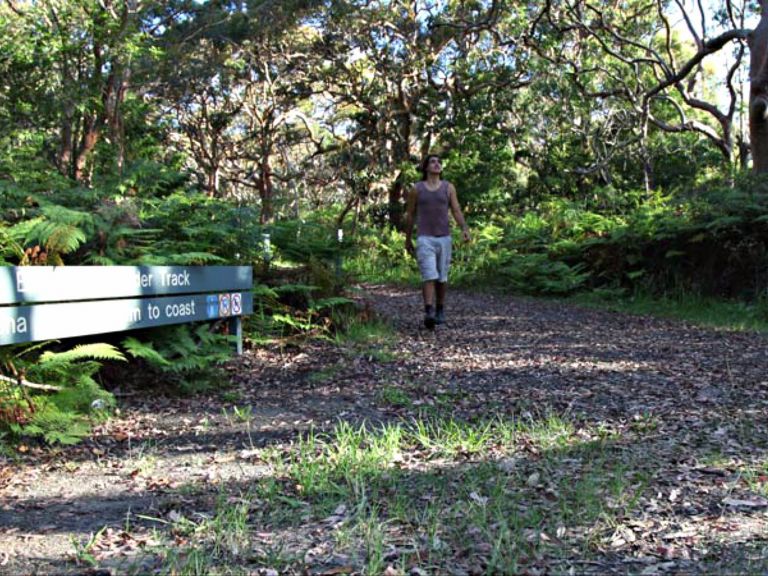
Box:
[435,308,445,325]
[424,310,436,330]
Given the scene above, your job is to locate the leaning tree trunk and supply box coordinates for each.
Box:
[750,0,768,173]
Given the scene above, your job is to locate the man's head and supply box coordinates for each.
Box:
[420,154,442,180]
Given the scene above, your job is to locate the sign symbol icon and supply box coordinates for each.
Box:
[206,295,219,318]
[219,294,231,316]
[231,293,242,315]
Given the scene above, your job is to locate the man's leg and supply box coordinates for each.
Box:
[435,281,446,307]
[422,280,436,329]
[416,237,439,329]
[423,280,436,307]
[435,281,447,324]
[435,237,452,325]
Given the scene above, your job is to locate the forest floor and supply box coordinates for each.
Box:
[3,285,768,575]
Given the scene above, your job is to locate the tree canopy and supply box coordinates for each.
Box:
[0,0,762,224]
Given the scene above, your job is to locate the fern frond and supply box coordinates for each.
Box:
[46,224,87,254]
[24,219,86,255]
[172,252,226,264]
[8,217,43,241]
[39,204,95,228]
[311,297,354,311]
[0,227,23,263]
[122,337,171,367]
[14,340,57,359]
[40,343,126,364]
[23,404,90,445]
[131,252,225,265]
[86,254,117,265]
[167,326,197,356]
[274,284,318,296]
[251,284,279,299]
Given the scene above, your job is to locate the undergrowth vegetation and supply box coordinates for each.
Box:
[4,159,768,448]
[348,173,768,305]
[0,172,355,446]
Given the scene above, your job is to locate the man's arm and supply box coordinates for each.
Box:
[404,186,418,255]
[448,183,471,242]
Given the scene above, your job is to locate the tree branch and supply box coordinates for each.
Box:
[0,374,62,392]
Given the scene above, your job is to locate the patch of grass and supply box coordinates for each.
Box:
[570,290,768,332]
[71,526,107,568]
[517,411,574,450]
[334,314,399,363]
[307,364,341,384]
[161,545,211,576]
[150,413,649,574]
[218,390,241,403]
[410,416,497,457]
[628,411,660,434]
[125,441,159,476]
[376,385,413,408]
[221,405,253,425]
[248,542,301,573]
[208,492,252,560]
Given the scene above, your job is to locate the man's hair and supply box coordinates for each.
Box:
[420,154,441,181]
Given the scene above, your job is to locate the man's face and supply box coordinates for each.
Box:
[427,156,441,174]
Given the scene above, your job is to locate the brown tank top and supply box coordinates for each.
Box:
[416,180,451,237]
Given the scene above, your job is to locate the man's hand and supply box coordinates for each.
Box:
[461,228,471,243]
[405,238,415,257]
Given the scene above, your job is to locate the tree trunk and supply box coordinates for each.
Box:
[750,0,768,173]
[207,166,220,197]
[58,112,73,177]
[388,84,412,229]
[74,116,100,184]
[258,156,273,224]
[642,153,655,192]
[337,194,359,227]
[111,67,130,176]
[388,172,405,230]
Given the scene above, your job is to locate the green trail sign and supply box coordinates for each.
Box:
[0,266,253,351]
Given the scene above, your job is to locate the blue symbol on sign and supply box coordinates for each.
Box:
[231,293,242,315]
[219,294,231,316]
[206,295,219,318]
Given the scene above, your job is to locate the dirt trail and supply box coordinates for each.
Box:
[2,285,768,574]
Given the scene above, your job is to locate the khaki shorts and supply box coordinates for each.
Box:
[416,235,452,283]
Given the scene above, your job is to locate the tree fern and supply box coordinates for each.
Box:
[11,217,87,263]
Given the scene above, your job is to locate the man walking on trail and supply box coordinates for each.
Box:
[405,154,471,329]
